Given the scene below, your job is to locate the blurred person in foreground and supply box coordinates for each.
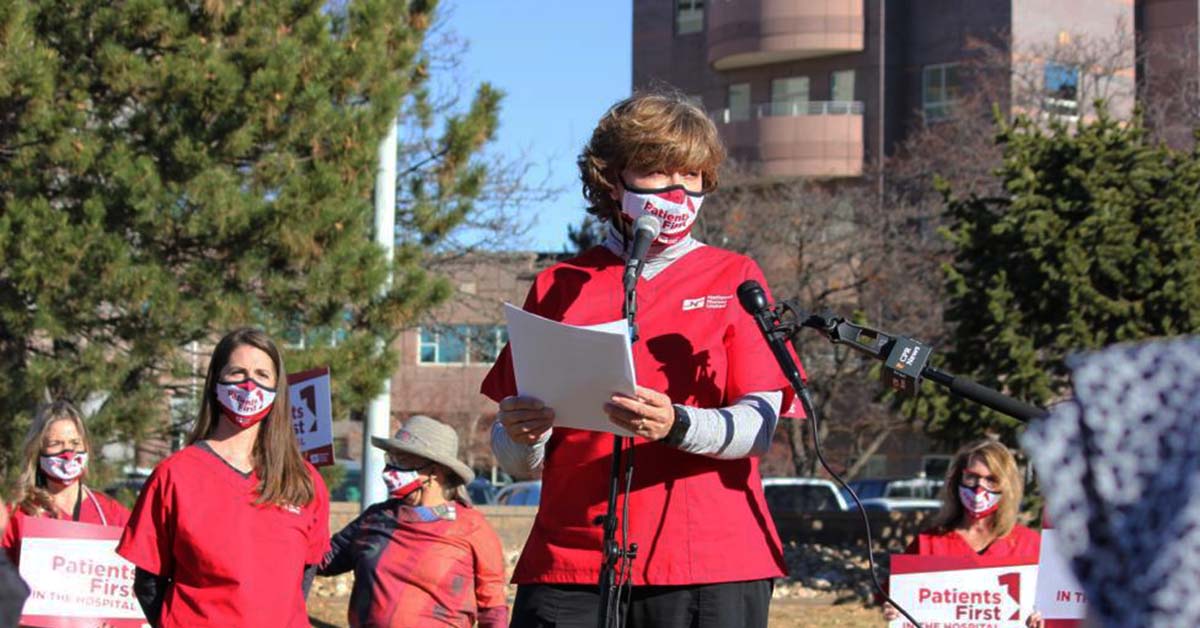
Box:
[2,400,130,566]
[317,415,507,627]
[884,439,1043,627]
[0,501,30,626]
[1022,336,1200,627]
[116,328,329,627]
[482,91,801,628]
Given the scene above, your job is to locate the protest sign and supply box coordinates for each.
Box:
[18,517,145,628]
[1034,513,1086,627]
[889,554,1038,628]
[288,367,334,466]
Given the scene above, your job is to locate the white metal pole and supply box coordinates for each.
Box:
[362,118,398,509]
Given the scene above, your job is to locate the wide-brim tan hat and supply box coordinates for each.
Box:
[370,415,475,485]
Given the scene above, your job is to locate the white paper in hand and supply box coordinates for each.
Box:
[503,303,637,437]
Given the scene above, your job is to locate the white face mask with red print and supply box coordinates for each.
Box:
[958,484,1003,519]
[382,463,430,501]
[620,178,704,246]
[215,378,277,429]
[39,450,88,484]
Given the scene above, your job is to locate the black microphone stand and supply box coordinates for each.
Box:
[737,281,928,628]
[597,261,643,628]
[737,282,1047,628]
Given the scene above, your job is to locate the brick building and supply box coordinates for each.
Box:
[633,0,1154,178]
[628,0,1200,476]
[333,251,566,478]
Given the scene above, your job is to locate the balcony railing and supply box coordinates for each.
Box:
[711,100,865,124]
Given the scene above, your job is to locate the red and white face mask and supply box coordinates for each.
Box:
[958,484,1003,519]
[39,450,88,484]
[382,464,429,501]
[215,378,277,429]
[620,178,704,246]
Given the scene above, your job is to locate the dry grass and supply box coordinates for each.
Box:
[306,592,882,627]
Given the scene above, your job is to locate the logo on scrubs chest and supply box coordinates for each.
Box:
[681,295,733,311]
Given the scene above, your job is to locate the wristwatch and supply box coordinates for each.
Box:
[663,405,691,448]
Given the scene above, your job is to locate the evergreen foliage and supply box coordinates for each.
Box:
[915,110,1200,443]
[0,0,500,474]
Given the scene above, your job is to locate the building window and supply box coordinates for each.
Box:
[676,0,703,35]
[471,325,509,364]
[831,70,855,102]
[418,324,507,365]
[922,63,961,121]
[770,76,809,116]
[1043,62,1080,116]
[728,83,751,121]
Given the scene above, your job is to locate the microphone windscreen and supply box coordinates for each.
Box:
[737,280,770,315]
[629,215,661,262]
[634,214,661,238]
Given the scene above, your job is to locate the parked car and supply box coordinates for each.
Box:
[847,477,944,500]
[494,480,541,506]
[328,459,362,503]
[466,477,499,505]
[103,470,152,503]
[857,497,942,514]
[760,477,848,513]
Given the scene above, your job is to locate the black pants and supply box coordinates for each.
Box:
[510,579,773,628]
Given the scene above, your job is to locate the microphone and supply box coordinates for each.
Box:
[737,280,806,394]
[623,215,661,292]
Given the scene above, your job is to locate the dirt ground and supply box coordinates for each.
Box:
[306,593,882,627]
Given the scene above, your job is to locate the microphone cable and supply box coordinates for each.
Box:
[792,384,923,628]
[738,279,922,627]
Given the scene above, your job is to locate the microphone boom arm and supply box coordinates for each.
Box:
[775,302,1048,423]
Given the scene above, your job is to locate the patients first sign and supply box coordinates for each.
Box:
[888,554,1038,628]
[18,517,145,627]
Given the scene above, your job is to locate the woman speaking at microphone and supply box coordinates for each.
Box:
[481,91,801,628]
[3,400,130,565]
[116,328,329,627]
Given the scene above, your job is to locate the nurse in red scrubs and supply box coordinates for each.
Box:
[2,400,129,565]
[886,439,1044,626]
[117,328,329,627]
[483,91,800,628]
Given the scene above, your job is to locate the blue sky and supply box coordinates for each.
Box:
[443,1,632,252]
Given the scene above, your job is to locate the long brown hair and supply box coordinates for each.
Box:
[928,439,1023,538]
[187,328,314,507]
[15,400,92,516]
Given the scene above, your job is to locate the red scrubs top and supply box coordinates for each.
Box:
[2,487,130,565]
[116,444,330,628]
[907,524,1042,560]
[482,244,799,586]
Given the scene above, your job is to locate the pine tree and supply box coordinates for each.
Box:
[914,110,1200,443]
[565,214,605,253]
[0,0,501,475]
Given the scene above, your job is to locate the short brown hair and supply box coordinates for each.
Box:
[928,439,1024,538]
[578,91,725,220]
[188,328,315,508]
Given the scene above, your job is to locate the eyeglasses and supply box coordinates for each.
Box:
[961,471,1001,491]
